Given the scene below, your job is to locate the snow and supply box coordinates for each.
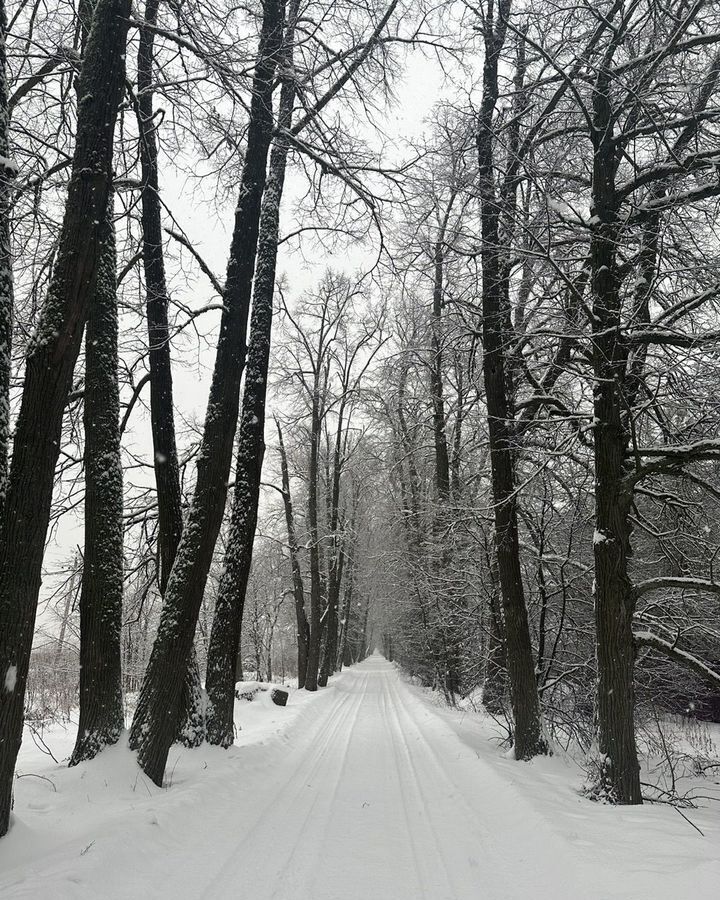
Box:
[0,156,18,175]
[4,664,16,692]
[1,657,719,898]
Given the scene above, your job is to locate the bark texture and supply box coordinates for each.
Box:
[0,0,130,836]
[136,0,203,747]
[205,0,300,746]
[276,419,309,687]
[589,64,641,805]
[476,0,547,760]
[70,196,124,766]
[128,0,285,785]
[0,0,12,518]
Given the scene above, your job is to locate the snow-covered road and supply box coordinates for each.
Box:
[2,655,718,898]
[199,654,588,900]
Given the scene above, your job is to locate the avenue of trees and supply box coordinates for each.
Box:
[1,0,720,836]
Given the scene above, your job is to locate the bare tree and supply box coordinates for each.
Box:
[0,0,131,836]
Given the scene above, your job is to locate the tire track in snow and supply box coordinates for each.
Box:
[263,670,370,898]
[200,671,369,898]
[377,668,435,900]
[382,672,459,899]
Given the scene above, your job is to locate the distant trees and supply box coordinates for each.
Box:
[274,272,384,691]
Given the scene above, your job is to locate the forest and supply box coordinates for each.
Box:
[0,0,720,892]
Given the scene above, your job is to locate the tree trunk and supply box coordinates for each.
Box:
[337,567,354,672]
[70,195,124,765]
[276,419,309,687]
[0,0,13,519]
[318,400,348,687]
[304,383,324,691]
[337,492,359,671]
[0,0,130,837]
[136,0,204,749]
[589,66,641,805]
[476,1,547,760]
[204,0,300,746]
[430,225,452,501]
[137,0,183,598]
[128,0,285,786]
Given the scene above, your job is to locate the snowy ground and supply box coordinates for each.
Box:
[1,655,719,898]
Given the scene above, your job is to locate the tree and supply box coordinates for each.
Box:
[69,195,124,765]
[476,0,548,759]
[135,0,204,747]
[0,0,131,836]
[204,0,301,746]
[276,418,310,687]
[0,0,13,517]
[129,0,285,785]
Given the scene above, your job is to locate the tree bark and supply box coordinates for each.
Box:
[304,354,325,691]
[476,0,547,760]
[589,64,641,805]
[430,219,452,501]
[128,0,285,785]
[318,401,348,687]
[0,0,13,519]
[0,0,130,836]
[276,419,309,687]
[70,195,124,765]
[204,0,300,746]
[136,0,203,749]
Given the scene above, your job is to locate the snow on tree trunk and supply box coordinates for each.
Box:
[136,0,204,748]
[0,0,130,837]
[477,3,548,761]
[318,405,347,688]
[304,389,324,692]
[0,0,13,520]
[276,419,309,688]
[70,194,124,766]
[128,0,285,785]
[588,65,641,805]
[205,3,300,745]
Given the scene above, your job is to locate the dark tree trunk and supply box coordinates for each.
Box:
[304,383,324,691]
[276,420,309,687]
[205,1,300,746]
[70,196,124,765]
[0,0,13,518]
[430,225,452,501]
[0,0,130,836]
[337,565,354,672]
[137,0,183,597]
[589,66,641,805]
[451,356,464,500]
[476,1,547,760]
[318,401,347,687]
[128,0,285,786]
[336,490,359,671]
[136,0,203,748]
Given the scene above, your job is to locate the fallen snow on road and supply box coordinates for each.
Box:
[1,656,719,899]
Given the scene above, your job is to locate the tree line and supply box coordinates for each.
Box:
[1,0,720,839]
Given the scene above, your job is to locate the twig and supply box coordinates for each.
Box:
[16,772,57,792]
